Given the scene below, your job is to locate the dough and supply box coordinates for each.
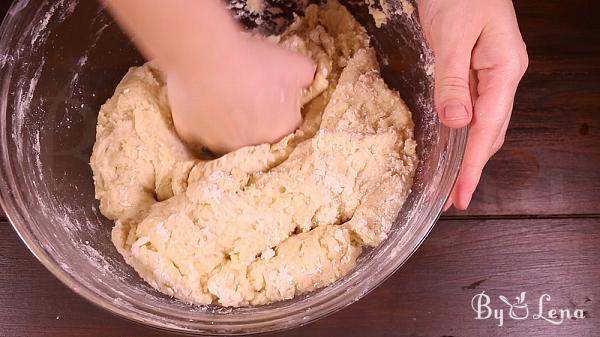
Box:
[91,1,417,307]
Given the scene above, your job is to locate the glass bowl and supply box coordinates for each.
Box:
[0,0,466,335]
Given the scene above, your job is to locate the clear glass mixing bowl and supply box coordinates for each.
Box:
[0,0,466,335]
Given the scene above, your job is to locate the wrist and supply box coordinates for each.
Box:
[104,0,243,74]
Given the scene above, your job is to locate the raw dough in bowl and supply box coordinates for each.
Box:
[90,1,417,307]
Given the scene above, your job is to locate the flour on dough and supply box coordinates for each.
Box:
[90,0,417,307]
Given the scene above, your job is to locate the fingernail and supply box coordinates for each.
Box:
[443,103,469,121]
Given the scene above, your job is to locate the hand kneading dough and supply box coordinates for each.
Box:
[90,1,417,307]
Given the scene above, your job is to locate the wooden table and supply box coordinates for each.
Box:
[1,1,599,336]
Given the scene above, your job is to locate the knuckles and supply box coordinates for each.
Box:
[504,40,530,77]
[517,41,530,75]
[437,75,470,92]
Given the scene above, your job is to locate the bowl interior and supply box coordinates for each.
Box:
[0,0,464,334]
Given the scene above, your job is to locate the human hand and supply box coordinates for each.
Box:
[168,35,315,154]
[418,0,529,210]
[102,0,315,155]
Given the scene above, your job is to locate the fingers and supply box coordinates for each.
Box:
[425,0,529,211]
[430,20,479,211]
[271,43,316,88]
[443,196,453,211]
[452,68,523,210]
[293,53,317,87]
[491,108,512,156]
[451,20,528,209]
[444,109,508,203]
[267,87,303,142]
[275,55,312,135]
[251,52,309,145]
[428,13,480,129]
[435,70,474,129]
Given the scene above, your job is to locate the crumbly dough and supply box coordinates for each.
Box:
[366,0,392,28]
[90,1,417,307]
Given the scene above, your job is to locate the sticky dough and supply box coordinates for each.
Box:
[90,1,417,307]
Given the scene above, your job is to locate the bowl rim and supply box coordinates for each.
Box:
[0,0,468,334]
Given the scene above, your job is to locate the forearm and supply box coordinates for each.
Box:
[101,0,241,73]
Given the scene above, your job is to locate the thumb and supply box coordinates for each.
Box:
[433,43,474,128]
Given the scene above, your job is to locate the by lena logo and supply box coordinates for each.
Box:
[471,291,586,327]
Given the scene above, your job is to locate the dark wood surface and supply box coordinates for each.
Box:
[2,218,599,337]
[444,0,600,217]
[1,0,600,336]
